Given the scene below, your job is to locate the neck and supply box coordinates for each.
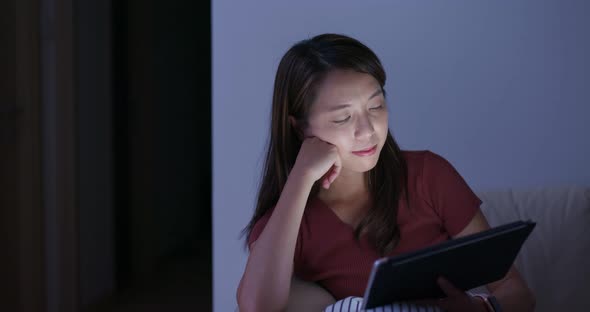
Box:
[318,168,369,203]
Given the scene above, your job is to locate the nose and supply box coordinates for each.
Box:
[354,114,375,140]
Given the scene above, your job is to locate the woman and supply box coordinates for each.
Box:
[236,33,535,312]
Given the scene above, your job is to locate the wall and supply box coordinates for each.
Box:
[213,1,590,311]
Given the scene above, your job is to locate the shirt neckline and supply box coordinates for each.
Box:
[312,196,367,233]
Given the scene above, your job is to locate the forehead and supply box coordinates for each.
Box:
[311,69,381,113]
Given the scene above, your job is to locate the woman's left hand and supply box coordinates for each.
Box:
[413,277,488,312]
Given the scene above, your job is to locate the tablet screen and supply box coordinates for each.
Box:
[362,220,535,309]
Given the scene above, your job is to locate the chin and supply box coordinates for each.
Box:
[347,157,380,173]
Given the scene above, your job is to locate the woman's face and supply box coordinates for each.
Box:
[304,69,389,173]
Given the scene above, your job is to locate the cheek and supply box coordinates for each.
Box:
[320,131,354,155]
[307,123,347,143]
[323,132,351,151]
[375,114,389,133]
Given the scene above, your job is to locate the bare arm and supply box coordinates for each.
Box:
[236,172,314,312]
[454,211,536,312]
[237,137,342,312]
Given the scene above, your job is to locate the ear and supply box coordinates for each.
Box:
[288,115,304,140]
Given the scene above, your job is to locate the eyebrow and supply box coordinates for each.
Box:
[326,89,384,112]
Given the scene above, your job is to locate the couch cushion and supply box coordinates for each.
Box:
[477,186,590,312]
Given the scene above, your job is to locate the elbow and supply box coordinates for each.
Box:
[237,287,288,312]
[528,291,536,312]
[513,286,536,312]
[237,271,290,312]
[236,283,255,312]
[237,298,255,312]
[521,283,536,312]
[238,297,286,312]
[237,287,256,312]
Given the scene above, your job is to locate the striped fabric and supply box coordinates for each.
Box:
[323,297,443,312]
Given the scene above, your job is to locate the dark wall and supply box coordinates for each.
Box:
[114,0,211,287]
[153,0,211,259]
[1,0,45,310]
[0,3,21,309]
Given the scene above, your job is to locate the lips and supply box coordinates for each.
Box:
[352,145,377,156]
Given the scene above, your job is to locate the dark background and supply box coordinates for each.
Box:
[0,0,212,311]
[111,0,211,309]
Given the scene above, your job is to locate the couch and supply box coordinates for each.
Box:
[285,186,590,312]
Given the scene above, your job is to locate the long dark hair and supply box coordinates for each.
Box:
[243,33,408,256]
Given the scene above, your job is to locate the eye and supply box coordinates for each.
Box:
[369,104,384,110]
[333,116,351,124]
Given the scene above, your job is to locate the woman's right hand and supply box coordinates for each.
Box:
[292,137,342,189]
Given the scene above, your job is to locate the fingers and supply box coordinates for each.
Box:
[302,136,340,189]
[321,166,333,189]
[322,167,338,189]
[323,151,342,189]
[329,156,341,184]
[322,168,337,189]
[408,278,465,311]
[437,276,463,297]
[322,172,331,189]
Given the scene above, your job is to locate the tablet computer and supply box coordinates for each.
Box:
[361,220,536,309]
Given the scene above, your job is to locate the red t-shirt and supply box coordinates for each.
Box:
[247,150,482,300]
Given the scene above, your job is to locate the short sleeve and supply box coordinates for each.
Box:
[421,151,482,236]
[246,206,305,273]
